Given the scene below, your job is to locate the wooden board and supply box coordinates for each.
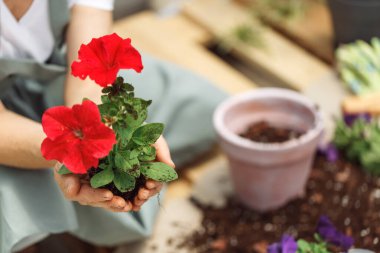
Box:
[182,0,334,92]
[113,12,256,95]
[237,0,335,64]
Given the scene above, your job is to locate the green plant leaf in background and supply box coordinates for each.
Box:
[333,118,380,175]
[337,38,380,95]
[141,162,178,182]
[296,235,330,253]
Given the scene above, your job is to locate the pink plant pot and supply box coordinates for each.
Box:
[213,88,324,211]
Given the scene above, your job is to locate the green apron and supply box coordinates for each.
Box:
[0,1,226,252]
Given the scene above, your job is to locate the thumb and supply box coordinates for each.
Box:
[154,136,175,168]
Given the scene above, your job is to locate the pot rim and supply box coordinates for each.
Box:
[213,88,324,151]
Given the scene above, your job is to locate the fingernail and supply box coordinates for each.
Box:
[112,204,124,209]
[170,159,175,168]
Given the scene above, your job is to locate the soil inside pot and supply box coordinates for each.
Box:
[87,168,146,202]
[170,155,380,253]
[240,121,304,143]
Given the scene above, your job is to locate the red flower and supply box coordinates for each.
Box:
[71,33,143,87]
[41,100,116,174]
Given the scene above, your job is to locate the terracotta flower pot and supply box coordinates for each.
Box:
[213,88,324,211]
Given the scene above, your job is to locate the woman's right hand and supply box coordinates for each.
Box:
[54,163,133,212]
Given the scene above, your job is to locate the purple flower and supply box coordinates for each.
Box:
[317,216,354,250]
[268,235,298,253]
[325,143,339,162]
[318,143,339,162]
[344,113,371,126]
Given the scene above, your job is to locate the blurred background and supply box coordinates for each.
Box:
[24,0,380,252]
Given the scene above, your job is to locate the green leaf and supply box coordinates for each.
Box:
[132,123,164,146]
[98,103,118,116]
[130,149,140,159]
[101,95,110,104]
[121,82,134,92]
[124,112,145,128]
[296,239,329,253]
[140,162,178,182]
[297,240,311,252]
[139,146,157,161]
[90,168,114,188]
[113,171,136,192]
[115,152,133,171]
[102,87,113,94]
[114,151,140,173]
[114,124,134,146]
[333,120,351,148]
[98,163,109,170]
[127,164,141,178]
[57,165,72,175]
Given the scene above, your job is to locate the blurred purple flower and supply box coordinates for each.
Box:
[344,113,371,126]
[317,216,354,250]
[325,143,339,162]
[268,235,298,253]
[318,143,339,162]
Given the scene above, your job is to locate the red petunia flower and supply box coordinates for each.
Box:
[71,33,143,87]
[41,100,117,174]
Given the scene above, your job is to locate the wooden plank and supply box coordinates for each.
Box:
[182,0,334,92]
[343,92,380,115]
[113,11,255,95]
[236,0,334,64]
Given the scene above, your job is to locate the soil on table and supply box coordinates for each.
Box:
[87,168,146,202]
[171,155,380,253]
[240,121,304,143]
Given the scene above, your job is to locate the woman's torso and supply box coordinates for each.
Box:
[0,0,114,63]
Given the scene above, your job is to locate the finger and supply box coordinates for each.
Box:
[153,136,175,168]
[75,184,113,204]
[138,186,162,202]
[132,202,143,212]
[133,185,163,210]
[94,200,133,212]
[54,164,81,200]
[145,180,162,190]
[107,196,127,210]
[137,188,150,200]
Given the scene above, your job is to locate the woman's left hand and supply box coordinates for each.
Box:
[131,136,175,211]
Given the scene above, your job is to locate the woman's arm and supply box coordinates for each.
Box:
[64,4,112,106]
[0,101,54,169]
[0,6,111,169]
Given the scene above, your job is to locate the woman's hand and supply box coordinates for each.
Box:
[132,136,175,211]
[54,136,175,212]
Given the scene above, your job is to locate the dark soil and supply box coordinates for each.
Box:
[240,121,304,143]
[174,155,380,253]
[87,168,146,202]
